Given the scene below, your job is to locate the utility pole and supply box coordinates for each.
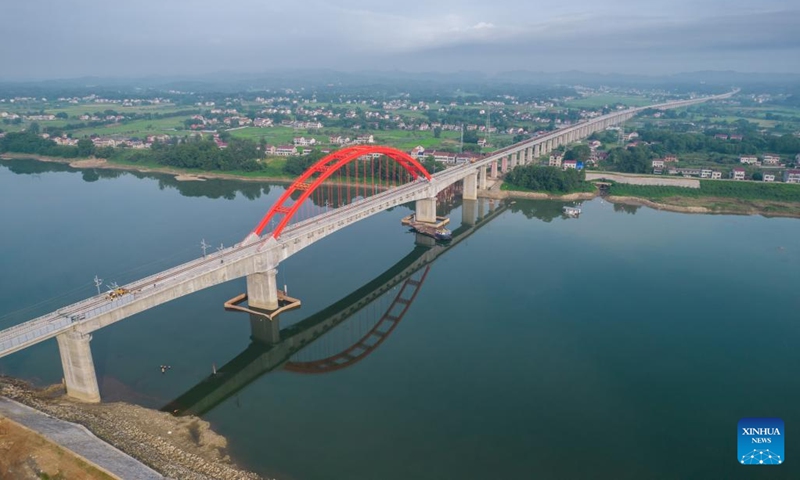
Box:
[217,243,225,254]
[200,238,210,258]
[460,123,464,153]
[94,275,103,295]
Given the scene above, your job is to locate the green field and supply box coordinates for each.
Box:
[229,126,327,145]
[69,117,194,138]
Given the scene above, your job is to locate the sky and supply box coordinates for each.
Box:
[1,0,799,80]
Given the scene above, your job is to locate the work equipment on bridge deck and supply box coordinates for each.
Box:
[105,287,130,300]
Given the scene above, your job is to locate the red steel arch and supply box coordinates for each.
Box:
[284,265,430,374]
[252,146,431,238]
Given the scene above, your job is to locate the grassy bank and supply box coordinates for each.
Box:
[606,180,800,203]
[501,180,596,194]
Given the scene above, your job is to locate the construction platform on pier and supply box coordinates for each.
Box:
[224,291,301,320]
[400,214,450,228]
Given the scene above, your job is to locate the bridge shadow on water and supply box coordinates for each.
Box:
[162,199,508,417]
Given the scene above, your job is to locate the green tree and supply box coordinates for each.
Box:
[433,126,442,139]
[77,139,95,157]
[28,122,40,134]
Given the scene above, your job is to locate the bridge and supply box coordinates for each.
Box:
[163,200,507,416]
[0,91,735,402]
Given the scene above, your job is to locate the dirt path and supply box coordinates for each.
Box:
[0,414,119,480]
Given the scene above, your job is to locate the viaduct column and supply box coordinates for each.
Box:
[501,156,508,173]
[462,199,477,226]
[57,331,100,403]
[490,160,498,178]
[415,197,437,223]
[478,165,488,190]
[463,172,478,201]
[247,268,280,311]
[534,144,540,160]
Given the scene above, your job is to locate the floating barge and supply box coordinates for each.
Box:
[563,206,582,217]
[408,222,452,241]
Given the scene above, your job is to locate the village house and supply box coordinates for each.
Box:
[784,169,800,183]
[711,171,722,180]
[663,156,678,163]
[477,139,488,147]
[275,145,298,156]
[731,168,746,180]
[548,154,563,167]
[761,155,781,166]
[740,156,759,165]
[263,145,277,156]
[701,169,712,178]
[675,168,702,177]
[763,174,775,182]
[562,160,579,170]
[430,151,456,164]
[714,133,729,140]
[652,159,665,168]
[410,146,426,159]
[292,137,316,147]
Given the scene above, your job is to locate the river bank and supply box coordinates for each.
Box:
[488,179,800,218]
[0,153,295,184]
[4,153,800,218]
[0,376,263,480]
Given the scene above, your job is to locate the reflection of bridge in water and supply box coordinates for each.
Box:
[163,199,506,416]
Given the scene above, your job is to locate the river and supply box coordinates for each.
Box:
[1,158,798,479]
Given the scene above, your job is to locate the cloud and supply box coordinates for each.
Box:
[0,0,798,78]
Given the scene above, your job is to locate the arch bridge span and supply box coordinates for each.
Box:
[0,92,735,402]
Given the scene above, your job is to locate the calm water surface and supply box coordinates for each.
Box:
[1,159,798,479]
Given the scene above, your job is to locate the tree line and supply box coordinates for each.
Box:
[505,165,588,193]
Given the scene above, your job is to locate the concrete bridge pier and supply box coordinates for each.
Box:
[501,157,508,173]
[250,313,280,345]
[247,268,280,311]
[534,144,540,159]
[490,160,498,178]
[415,197,437,223]
[463,173,478,200]
[56,331,101,403]
[462,199,477,226]
[478,165,487,190]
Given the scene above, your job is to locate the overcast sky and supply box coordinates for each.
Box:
[2,0,799,80]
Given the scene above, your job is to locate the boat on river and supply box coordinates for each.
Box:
[409,222,452,241]
[563,206,581,217]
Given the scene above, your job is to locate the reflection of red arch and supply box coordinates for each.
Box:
[284,265,430,374]
[252,146,431,238]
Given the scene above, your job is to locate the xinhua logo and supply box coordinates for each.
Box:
[738,418,784,465]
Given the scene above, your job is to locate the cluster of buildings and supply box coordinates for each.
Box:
[649,153,800,183]
[739,155,784,167]
[547,154,583,170]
